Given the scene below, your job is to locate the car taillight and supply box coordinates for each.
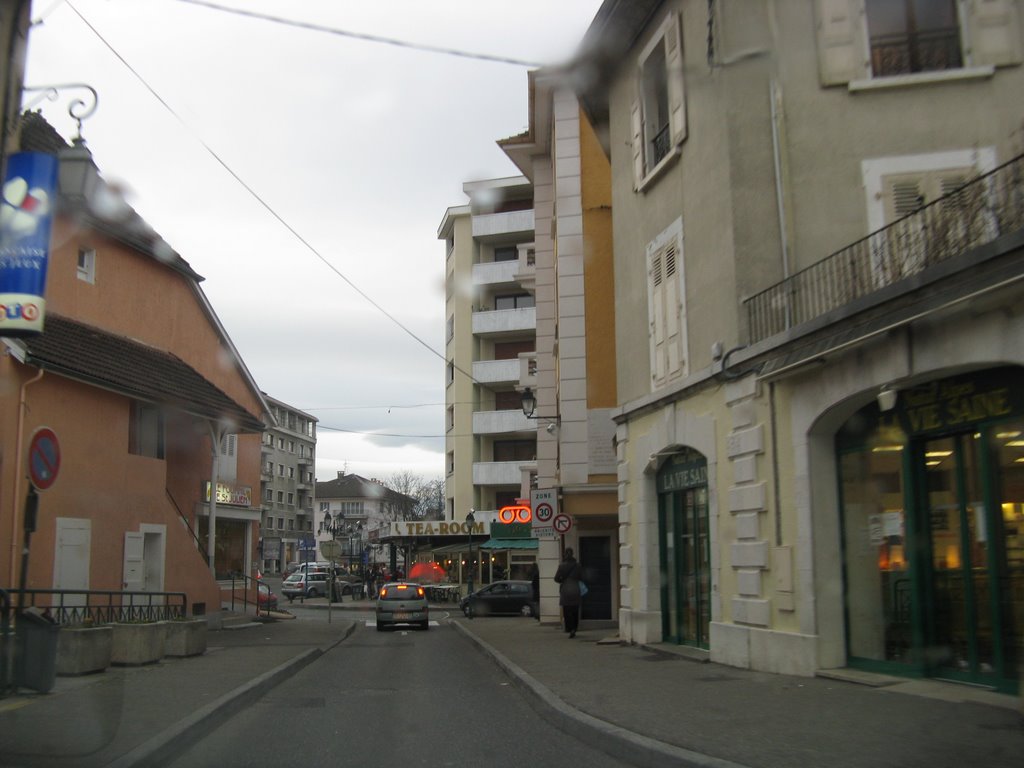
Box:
[416,587,425,597]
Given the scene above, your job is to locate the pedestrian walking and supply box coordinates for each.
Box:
[554,548,583,638]
[529,562,540,620]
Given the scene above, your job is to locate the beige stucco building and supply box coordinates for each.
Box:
[572,0,1024,694]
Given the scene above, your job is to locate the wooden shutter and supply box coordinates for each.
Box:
[882,167,974,222]
[649,247,667,383]
[967,0,1023,67]
[663,242,683,378]
[631,97,645,189]
[815,0,869,85]
[664,14,688,147]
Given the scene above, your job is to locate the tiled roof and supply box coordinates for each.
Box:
[315,473,416,505]
[17,314,264,432]
[15,111,202,282]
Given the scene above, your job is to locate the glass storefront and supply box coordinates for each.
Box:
[657,449,711,648]
[198,517,249,580]
[837,367,1024,692]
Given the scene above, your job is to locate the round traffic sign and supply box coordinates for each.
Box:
[535,502,554,523]
[552,513,573,534]
[28,427,60,491]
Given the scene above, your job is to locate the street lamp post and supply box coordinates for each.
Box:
[318,510,343,623]
[466,510,476,618]
[347,522,363,578]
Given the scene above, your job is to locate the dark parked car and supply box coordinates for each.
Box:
[460,580,535,617]
[376,582,429,631]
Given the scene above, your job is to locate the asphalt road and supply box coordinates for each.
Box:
[167,612,627,768]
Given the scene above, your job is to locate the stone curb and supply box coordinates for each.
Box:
[452,621,752,768]
[107,621,357,768]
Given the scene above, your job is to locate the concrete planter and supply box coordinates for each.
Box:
[164,618,207,658]
[110,621,167,666]
[56,625,113,676]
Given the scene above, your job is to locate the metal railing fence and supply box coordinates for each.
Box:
[744,154,1024,344]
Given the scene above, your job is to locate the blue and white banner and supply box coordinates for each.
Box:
[0,152,59,336]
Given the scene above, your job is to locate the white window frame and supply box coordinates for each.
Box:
[861,147,997,283]
[632,11,687,192]
[77,247,96,283]
[646,217,688,390]
[815,0,1021,88]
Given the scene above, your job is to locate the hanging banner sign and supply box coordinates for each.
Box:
[0,152,59,337]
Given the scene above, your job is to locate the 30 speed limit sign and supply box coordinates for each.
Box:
[535,502,554,523]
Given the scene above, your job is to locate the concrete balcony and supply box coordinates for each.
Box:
[472,260,519,287]
[472,409,534,435]
[472,359,520,384]
[473,461,533,485]
[519,352,537,391]
[472,209,534,241]
[472,307,536,337]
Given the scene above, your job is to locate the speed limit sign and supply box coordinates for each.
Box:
[535,502,554,523]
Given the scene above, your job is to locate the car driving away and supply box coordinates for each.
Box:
[460,580,535,618]
[375,582,429,631]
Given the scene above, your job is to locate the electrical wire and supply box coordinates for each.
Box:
[175,0,544,68]
[62,0,484,389]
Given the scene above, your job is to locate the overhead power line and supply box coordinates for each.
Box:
[176,0,543,67]
[62,0,486,386]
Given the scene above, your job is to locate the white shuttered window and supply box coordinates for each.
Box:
[632,12,687,190]
[646,218,687,389]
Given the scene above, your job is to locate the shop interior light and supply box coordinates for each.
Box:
[996,430,1022,439]
[871,445,904,452]
[1006,440,1024,447]
[925,450,953,458]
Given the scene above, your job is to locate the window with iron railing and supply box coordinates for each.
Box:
[867,0,961,77]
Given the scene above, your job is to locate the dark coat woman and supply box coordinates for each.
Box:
[553,548,583,638]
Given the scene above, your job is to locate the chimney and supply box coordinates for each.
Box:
[337,470,345,479]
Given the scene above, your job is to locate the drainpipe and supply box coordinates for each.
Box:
[9,367,43,586]
[769,79,792,329]
[206,422,223,578]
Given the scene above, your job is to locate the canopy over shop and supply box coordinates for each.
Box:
[379,521,537,589]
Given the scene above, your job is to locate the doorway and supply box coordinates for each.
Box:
[657,450,711,648]
[579,536,612,621]
[837,369,1024,692]
[918,429,1022,686]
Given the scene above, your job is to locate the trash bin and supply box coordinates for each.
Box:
[15,607,59,693]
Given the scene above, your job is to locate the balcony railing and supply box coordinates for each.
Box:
[744,154,1024,344]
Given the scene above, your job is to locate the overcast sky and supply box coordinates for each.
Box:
[23,0,604,482]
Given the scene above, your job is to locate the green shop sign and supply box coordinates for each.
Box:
[897,369,1023,437]
[657,450,708,493]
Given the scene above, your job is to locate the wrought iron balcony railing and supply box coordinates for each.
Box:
[744,154,1024,345]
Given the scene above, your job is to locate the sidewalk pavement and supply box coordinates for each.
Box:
[0,599,1021,768]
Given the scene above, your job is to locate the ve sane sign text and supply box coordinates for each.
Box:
[902,380,1012,434]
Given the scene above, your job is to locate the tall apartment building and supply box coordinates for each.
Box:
[259,395,317,574]
[439,177,538,523]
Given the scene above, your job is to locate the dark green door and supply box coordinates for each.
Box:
[919,426,1022,688]
[658,451,710,648]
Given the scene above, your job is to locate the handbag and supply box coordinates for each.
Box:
[579,581,588,597]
